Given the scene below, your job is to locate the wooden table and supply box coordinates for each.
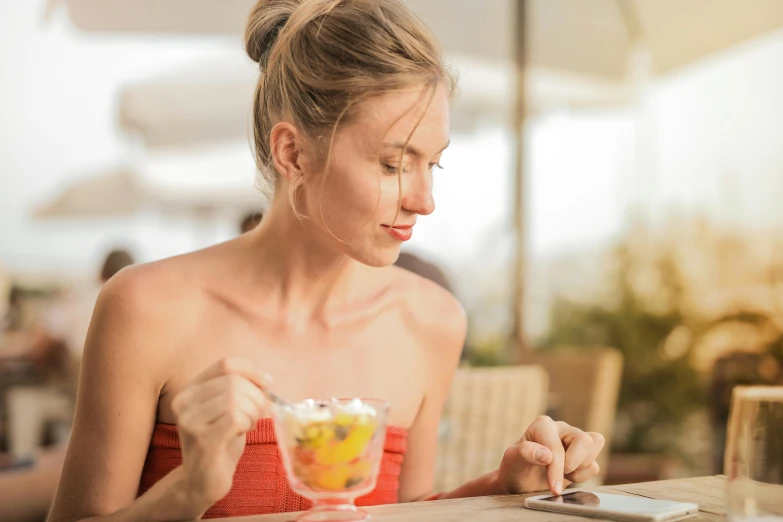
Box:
[214,476,727,522]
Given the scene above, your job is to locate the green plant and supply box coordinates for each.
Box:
[463,334,509,367]
[538,242,705,456]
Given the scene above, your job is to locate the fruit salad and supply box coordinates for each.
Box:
[278,399,381,492]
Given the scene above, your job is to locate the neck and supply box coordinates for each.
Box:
[240,196,364,327]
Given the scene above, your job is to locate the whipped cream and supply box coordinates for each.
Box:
[284,398,377,421]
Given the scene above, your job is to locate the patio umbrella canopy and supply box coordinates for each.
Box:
[118,53,259,148]
[51,0,783,80]
[117,55,632,148]
[33,168,265,220]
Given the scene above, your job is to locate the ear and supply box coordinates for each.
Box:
[270,122,303,182]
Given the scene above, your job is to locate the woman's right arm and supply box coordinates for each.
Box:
[47,268,267,522]
[47,268,204,522]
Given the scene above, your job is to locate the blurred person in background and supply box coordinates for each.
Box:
[0,265,9,325]
[43,248,136,373]
[0,249,135,522]
[394,251,452,293]
[239,211,265,234]
[1,249,135,373]
[48,1,605,521]
[1,285,25,333]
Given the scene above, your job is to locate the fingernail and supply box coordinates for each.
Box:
[554,481,563,495]
[535,448,547,463]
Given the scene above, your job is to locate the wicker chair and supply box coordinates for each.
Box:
[434,365,549,492]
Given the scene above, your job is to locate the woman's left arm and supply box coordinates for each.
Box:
[396,285,466,503]
[396,288,605,502]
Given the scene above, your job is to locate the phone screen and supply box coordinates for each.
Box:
[537,492,692,514]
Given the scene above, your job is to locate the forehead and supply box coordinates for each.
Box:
[345,83,450,155]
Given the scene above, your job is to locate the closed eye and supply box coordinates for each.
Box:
[382,163,441,174]
[382,163,413,175]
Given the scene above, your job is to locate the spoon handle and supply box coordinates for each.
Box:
[262,386,290,408]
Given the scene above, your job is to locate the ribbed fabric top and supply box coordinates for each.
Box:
[138,418,408,518]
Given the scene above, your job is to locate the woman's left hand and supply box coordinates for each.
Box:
[496,415,605,495]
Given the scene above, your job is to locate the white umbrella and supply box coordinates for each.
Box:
[119,54,258,148]
[33,168,146,219]
[32,166,267,250]
[46,0,256,35]
[49,0,783,80]
[33,168,265,220]
[117,53,631,147]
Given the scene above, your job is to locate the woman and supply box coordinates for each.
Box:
[48,0,604,520]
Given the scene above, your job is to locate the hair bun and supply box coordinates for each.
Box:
[245,0,302,70]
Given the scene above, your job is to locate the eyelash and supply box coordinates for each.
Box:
[381,163,444,175]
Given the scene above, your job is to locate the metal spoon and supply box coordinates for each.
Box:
[260,373,294,409]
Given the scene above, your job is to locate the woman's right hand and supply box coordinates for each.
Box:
[171,357,269,510]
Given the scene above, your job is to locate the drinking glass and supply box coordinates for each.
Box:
[724,386,783,522]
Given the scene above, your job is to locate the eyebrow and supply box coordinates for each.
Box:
[382,139,451,159]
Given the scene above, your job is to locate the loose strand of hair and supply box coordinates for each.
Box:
[316,96,364,245]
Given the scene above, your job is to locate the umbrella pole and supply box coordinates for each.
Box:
[511,0,528,361]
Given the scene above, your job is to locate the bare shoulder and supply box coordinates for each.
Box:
[97,255,201,328]
[88,254,208,381]
[388,265,467,362]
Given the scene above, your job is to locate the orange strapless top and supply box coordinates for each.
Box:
[138,418,408,518]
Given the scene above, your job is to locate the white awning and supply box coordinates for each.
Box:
[50,0,783,79]
[117,52,631,147]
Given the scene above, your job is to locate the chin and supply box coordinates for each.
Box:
[346,244,400,268]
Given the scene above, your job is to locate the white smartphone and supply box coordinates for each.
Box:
[524,490,699,522]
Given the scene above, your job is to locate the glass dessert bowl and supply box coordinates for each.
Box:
[271,398,390,521]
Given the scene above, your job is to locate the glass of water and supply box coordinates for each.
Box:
[725,386,783,522]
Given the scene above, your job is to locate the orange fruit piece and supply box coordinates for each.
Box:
[315,423,377,465]
[311,463,352,491]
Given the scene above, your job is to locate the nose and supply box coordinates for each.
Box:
[400,168,435,216]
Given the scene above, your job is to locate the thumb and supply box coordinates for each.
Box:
[514,440,554,467]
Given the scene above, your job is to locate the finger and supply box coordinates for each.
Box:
[517,441,553,466]
[204,407,256,444]
[574,432,606,471]
[504,441,552,472]
[178,391,233,428]
[178,387,257,434]
[177,380,265,436]
[202,374,268,418]
[173,374,268,418]
[172,376,227,414]
[557,422,593,474]
[192,357,270,388]
[232,374,268,418]
[527,416,566,494]
[566,461,600,484]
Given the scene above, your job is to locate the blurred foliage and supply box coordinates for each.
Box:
[537,242,705,456]
[461,218,783,469]
[462,334,508,367]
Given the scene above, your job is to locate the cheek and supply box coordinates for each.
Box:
[313,162,389,234]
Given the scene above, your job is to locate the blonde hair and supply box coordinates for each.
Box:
[245,0,457,212]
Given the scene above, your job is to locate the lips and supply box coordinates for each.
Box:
[381,224,414,241]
